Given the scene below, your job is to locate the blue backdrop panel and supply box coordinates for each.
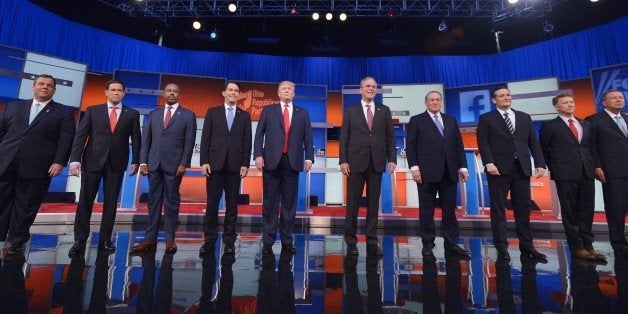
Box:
[445,83,503,124]
[113,70,161,109]
[0,45,25,100]
[310,128,326,204]
[590,63,628,112]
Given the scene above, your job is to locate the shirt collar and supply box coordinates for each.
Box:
[427,110,442,119]
[558,115,577,124]
[361,100,375,108]
[604,108,623,119]
[496,107,512,116]
[280,101,292,108]
[33,99,52,107]
[165,103,179,110]
[107,101,122,109]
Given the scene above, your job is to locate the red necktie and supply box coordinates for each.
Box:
[568,118,579,141]
[164,106,172,129]
[283,104,290,153]
[109,105,118,133]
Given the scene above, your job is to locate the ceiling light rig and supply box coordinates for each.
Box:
[312,12,320,20]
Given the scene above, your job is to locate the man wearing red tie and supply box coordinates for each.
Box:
[254,81,313,255]
[68,80,141,256]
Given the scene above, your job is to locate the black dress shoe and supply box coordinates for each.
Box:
[497,248,511,262]
[68,240,86,257]
[367,245,383,257]
[282,244,297,254]
[262,245,273,255]
[446,245,471,261]
[346,245,359,256]
[520,246,548,263]
[199,243,215,256]
[224,244,236,254]
[98,240,116,254]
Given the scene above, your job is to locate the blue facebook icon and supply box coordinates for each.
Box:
[459,90,491,123]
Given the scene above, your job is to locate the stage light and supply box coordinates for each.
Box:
[507,0,519,4]
[438,20,448,32]
[590,0,599,2]
[192,21,201,30]
[210,29,218,40]
[325,13,333,21]
[290,7,298,15]
[312,12,320,20]
[339,13,347,21]
[386,9,394,17]
[543,21,554,33]
[228,3,237,13]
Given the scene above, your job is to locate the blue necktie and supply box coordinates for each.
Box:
[29,103,41,125]
[433,114,444,136]
[227,106,234,131]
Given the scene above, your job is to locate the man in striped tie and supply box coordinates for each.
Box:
[477,86,547,262]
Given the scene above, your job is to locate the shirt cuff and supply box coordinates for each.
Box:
[458,168,468,173]
[305,160,313,164]
[410,166,419,171]
[69,161,81,167]
[140,163,147,167]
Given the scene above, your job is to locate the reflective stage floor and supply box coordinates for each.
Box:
[2,226,627,313]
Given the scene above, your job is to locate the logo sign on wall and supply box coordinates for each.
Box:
[590,63,628,111]
[445,83,502,124]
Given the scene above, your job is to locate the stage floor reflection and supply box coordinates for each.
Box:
[2,228,627,313]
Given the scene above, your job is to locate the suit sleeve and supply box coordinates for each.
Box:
[53,106,77,165]
[585,115,603,169]
[476,114,494,166]
[538,122,552,170]
[70,107,93,163]
[180,111,197,167]
[339,108,351,164]
[200,109,212,166]
[253,106,268,158]
[385,107,397,164]
[0,104,7,141]
[526,115,545,168]
[452,118,467,169]
[130,112,141,165]
[140,111,153,165]
[242,113,252,167]
[303,109,314,162]
[405,116,419,168]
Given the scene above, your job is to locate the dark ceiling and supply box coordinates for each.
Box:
[28,0,628,57]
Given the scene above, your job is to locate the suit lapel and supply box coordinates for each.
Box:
[276,104,285,131]
[290,106,301,130]
[355,104,369,131]
[493,109,512,136]
[602,112,627,137]
[20,100,30,125]
[27,100,54,129]
[554,117,578,143]
[164,106,183,130]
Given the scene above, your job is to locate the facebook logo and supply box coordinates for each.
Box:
[459,90,491,123]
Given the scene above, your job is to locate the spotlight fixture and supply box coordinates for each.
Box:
[386,8,394,17]
[507,0,519,4]
[290,7,298,15]
[192,20,201,30]
[325,13,333,21]
[312,12,320,20]
[590,0,599,2]
[228,3,237,13]
[209,29,218,40]
[339,13,347,21]
[543,21,554,33]
[438,20,448,32]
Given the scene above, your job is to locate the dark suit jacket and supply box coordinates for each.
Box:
[586,111,628,178]
[339,103,396,173]
[0,99,75,179]
[140,105,197,172]
[200,105,252,172]
[70,104,141,173]
[477,109,545,176]
[406,111,466,182]
[253,103,314,171]
[539,116,595,181]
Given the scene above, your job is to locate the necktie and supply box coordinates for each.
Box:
[568,119,579,141]
[164,106,172,129]
[366,105,374,131]
[434,114,444,136]
[283,104,290,153]
[227,106,234,131]
[503,112,515,136]
[29,103,41,125]
[616,115,628,137]
[109,105,118,132]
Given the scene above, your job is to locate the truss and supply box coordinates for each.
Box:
[98,0,566,23]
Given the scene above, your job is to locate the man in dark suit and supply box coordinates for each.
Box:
[476,86,547,262]
[68,79,141,256]
[586,88,628,257]
[406,91,470,260]
[254,81,313,255]
[340,76,396,257]
[540,92,605,261]
[198,82,252,255]
[0,74,75,255]
[130,83,196,254]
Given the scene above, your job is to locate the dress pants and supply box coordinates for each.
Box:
[145,166,183,242]
[344,159,381,246]
[0,158,51,245]
[555,170,595,251]
[203,160,241,246]
[487,159,533,250]
[261,153,299,246]
[73,158,124,242]
[417,168,459,249]
[602,177,628,251]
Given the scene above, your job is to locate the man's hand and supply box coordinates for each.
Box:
[240,166,248,178]
[255,156,265,170]
[129,164,138,176]
[139,165,149,176]
[411,169,422,184]
[201,164,211,177]
[460,170,469,182]
[69,163,81,177]
[304,160,313,172]
[485,163,500,176]
[176,165,186,177]
[594,167,606,183]
[387,162,396,174]
[534,167,546,178]
[48,163,63,177]
[340,163,350,177]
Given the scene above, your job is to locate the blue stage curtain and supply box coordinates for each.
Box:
[1,1,626,90]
